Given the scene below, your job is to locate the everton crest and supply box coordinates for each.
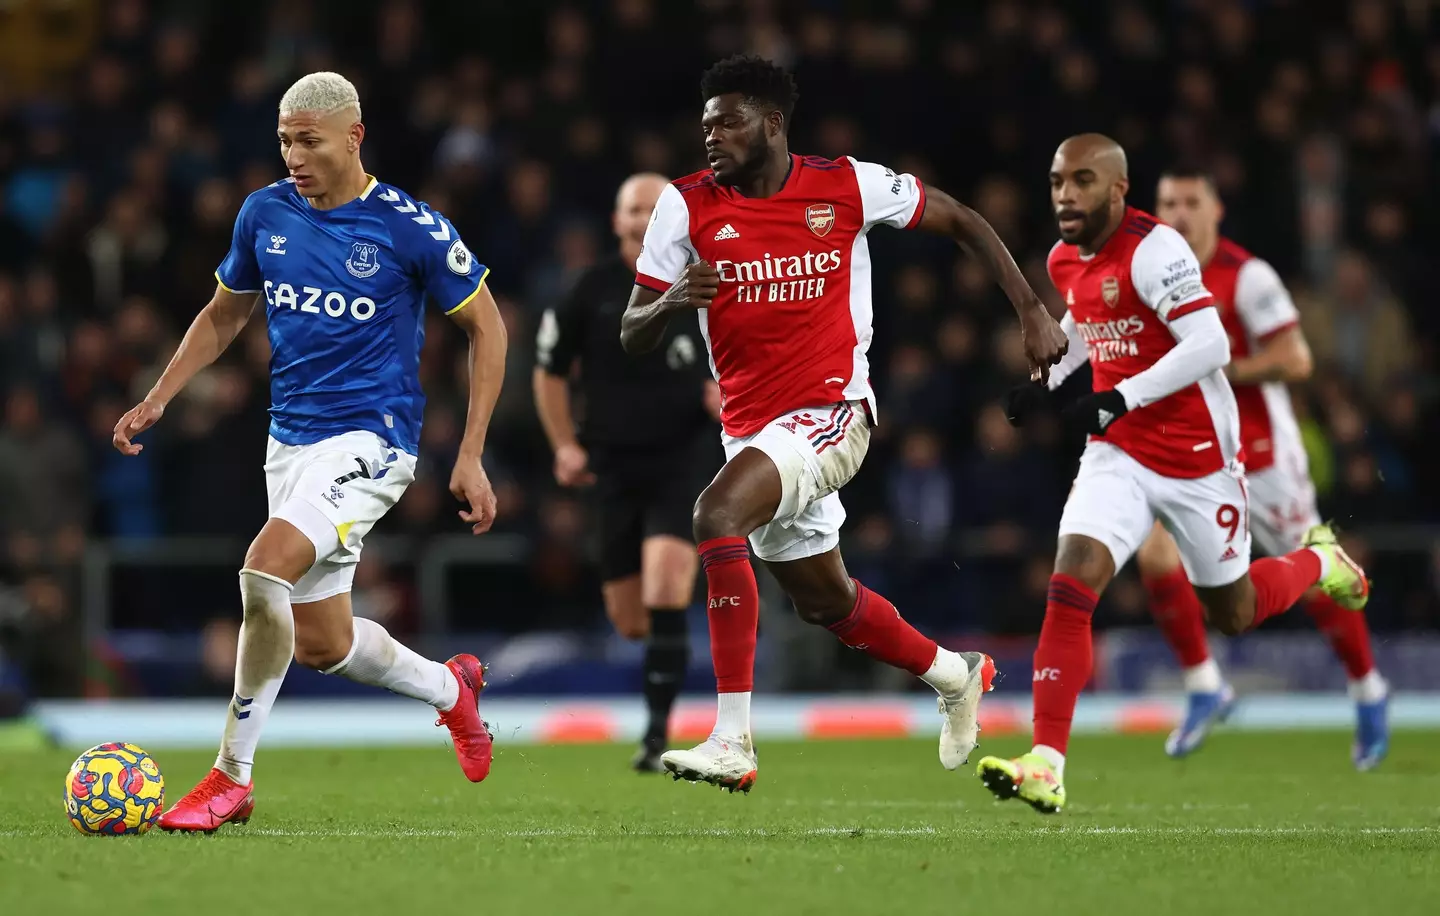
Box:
[346,241,381,279]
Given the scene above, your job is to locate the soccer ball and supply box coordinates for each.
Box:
[64,742,165,835]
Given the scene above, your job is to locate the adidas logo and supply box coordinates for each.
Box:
[1096,409,1115,429]
[1219,546,1239,561]
[714,223,740,241]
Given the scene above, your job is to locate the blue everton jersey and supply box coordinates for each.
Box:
[215,177,488,454]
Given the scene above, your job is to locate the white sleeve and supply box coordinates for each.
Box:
[847,158,926,230]
[634,183,696,290]
[1130,224,1214,323]
[1114,308,1230,410]
[1046,311,1090,391]
[1234,257,1299,340]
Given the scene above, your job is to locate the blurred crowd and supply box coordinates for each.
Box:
[2,0,1439,695]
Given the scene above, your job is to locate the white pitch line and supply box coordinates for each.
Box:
[4,825,1436,840]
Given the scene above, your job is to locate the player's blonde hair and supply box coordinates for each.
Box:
[279,72,362,121]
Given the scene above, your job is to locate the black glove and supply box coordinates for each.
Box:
[1003,383,1050,427]
[1062,389,1129,436]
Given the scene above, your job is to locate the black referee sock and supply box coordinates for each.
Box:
[643,608,690,745]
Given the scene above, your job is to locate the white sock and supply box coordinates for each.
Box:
[714,691,751,739]
[1348,669,1388,704]
[216,569,295,784]
[1307,546,1333,579]
[1182,658,1224,694]
[919,647,970,694]
[1032,743,1066,782]
[324,616,460,711]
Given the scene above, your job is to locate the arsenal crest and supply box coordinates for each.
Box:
[1101,276,1120,308]
[805,203,836,237]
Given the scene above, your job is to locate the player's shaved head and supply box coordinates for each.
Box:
[615,173,667,211]
[614,172,668,267]
[1057,134,1128,183]
[1050,133,1131,253]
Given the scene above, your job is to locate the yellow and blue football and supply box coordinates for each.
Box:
[64,742,165,836]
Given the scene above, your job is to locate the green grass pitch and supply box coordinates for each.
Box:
[2,733,1437,915]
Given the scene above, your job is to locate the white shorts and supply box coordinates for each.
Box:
[265,431,416,603]
[1059,441,1251,588]
[721,402,871,563]
[1247,461,1321,557]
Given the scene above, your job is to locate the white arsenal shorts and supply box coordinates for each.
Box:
[1246,454,1322,557]
[1059,441,1252,588]
[720,401,871,563]
[265,431,416,602]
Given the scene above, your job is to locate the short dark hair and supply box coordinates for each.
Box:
[700,55,798,125]
[1159,164,1218,192]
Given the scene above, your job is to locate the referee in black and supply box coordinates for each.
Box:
[534,172,722,772]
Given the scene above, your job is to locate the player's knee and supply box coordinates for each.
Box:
[1208,608,1245,637]
[1196,588,1251,636]
[692,490,746,542]
[790,580,856,627]
[243,520,316,584]
[1054,536,1115,594]
[1199,574,1258,635]
[291,625,349,670]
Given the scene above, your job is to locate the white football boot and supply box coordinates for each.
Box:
[661,734,758,794]
[937,651,998,770]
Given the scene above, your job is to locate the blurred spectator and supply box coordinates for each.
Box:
[0,574,80,697]
[954,403,1061,557]
[1301,249,1415,403]
[0,386,88,568]
[888,428,953,556]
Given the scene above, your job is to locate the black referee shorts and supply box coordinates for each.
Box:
[589,430,722,582]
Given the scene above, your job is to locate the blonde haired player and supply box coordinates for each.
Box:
[113,72,507,831]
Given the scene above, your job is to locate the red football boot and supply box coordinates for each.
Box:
[437,654,494,782]
[158,768,255,833]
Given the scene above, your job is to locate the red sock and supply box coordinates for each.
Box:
[1247,549,1322,629]
[1032,574,1098,754]
[826,580,938,675]
[1144,566,1210,668]
[698,537,759,693]
[1302,591,1375,680]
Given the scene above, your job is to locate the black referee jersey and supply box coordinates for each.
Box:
[536,256,716,456]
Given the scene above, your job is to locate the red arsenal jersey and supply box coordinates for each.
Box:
[634,154,925,438]
[1047,207,1241,478]
[1203,237,1303,473]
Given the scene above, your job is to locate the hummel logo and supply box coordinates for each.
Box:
[266,235,287,255]
[231,694,254,720]
[714,223,740,241]
[1097,409,1116,429]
